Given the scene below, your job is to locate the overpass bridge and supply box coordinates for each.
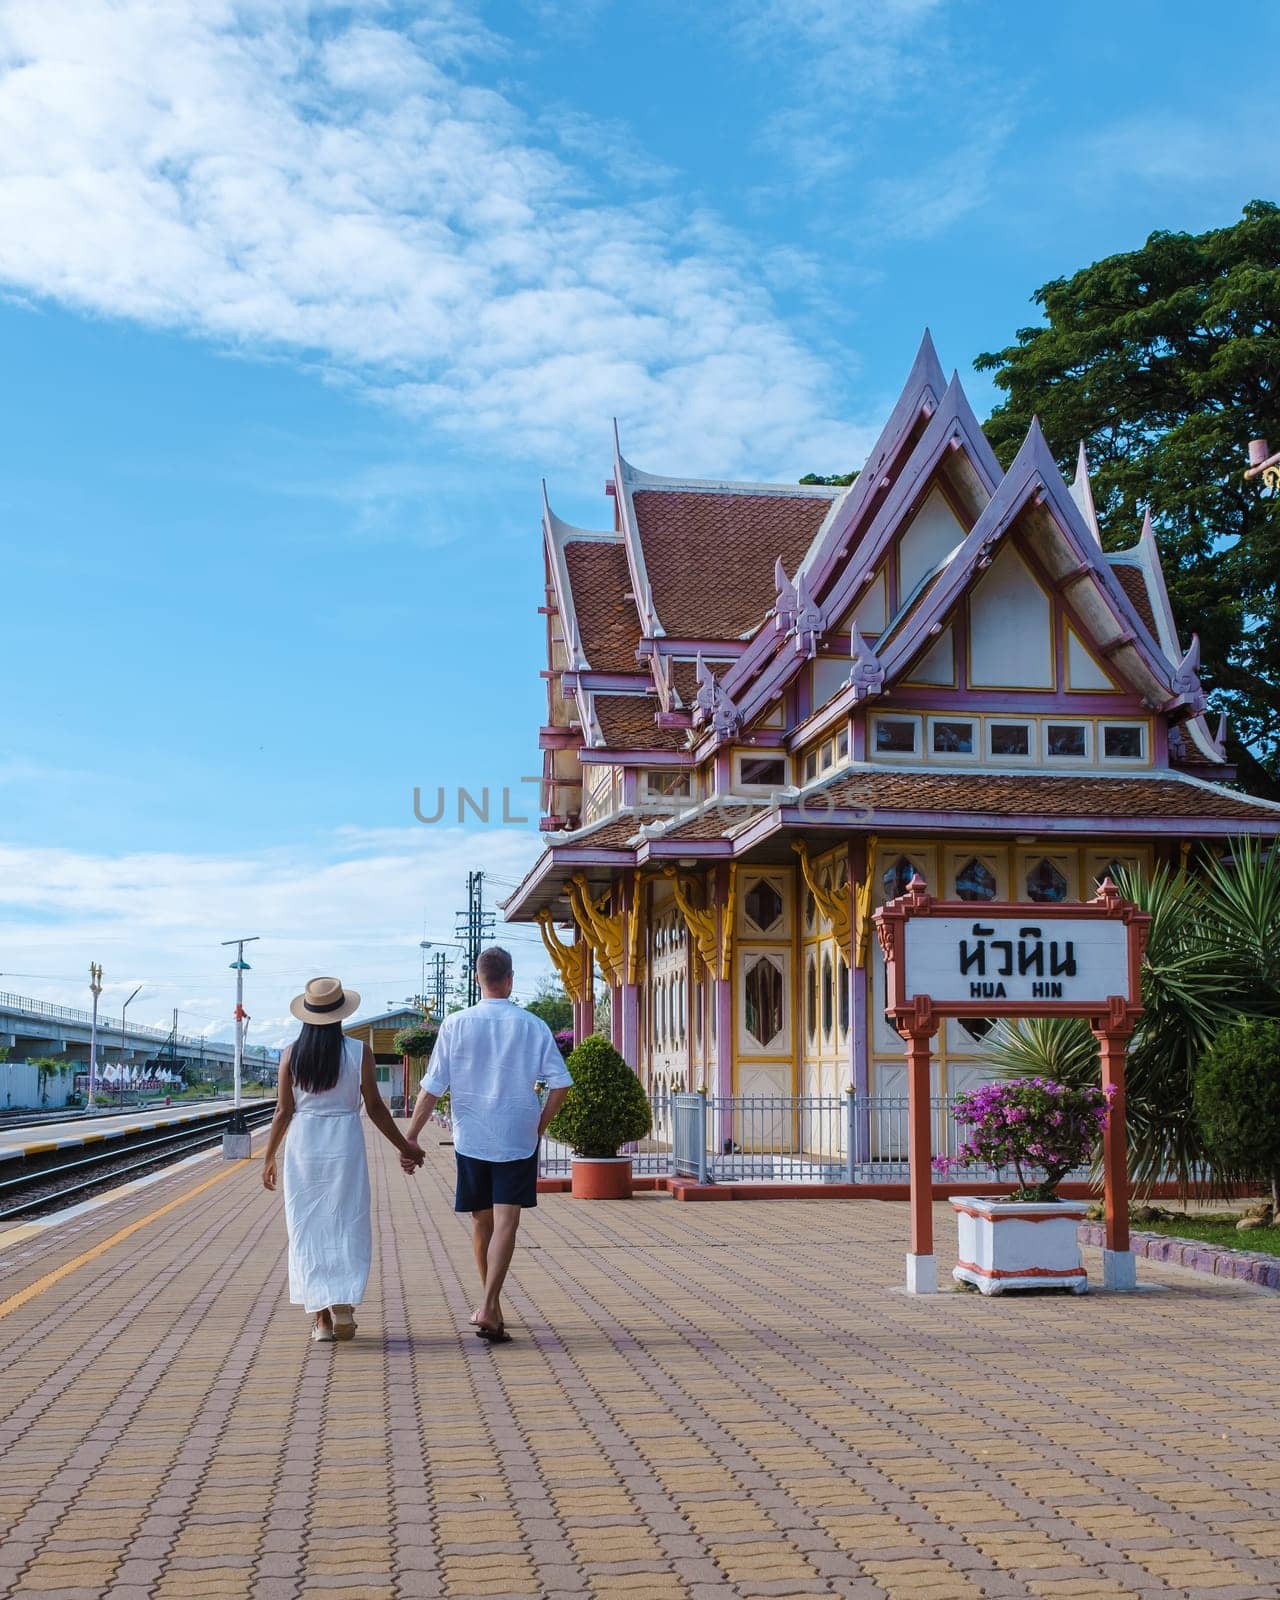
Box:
[0,990,279,1087]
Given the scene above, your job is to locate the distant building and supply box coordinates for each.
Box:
[344,1007,426,1106]
[503,334,1280,1102]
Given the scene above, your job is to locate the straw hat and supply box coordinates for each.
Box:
[289,976,361,1026]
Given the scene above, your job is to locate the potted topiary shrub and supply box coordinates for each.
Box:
[548,1034,651,1199]
[934,1078,1112,1295]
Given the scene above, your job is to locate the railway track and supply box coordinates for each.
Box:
[0,1104,275,1222]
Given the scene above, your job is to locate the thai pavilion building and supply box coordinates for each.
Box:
[503,334,1280,1105]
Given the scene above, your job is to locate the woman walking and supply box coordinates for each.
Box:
[261,977,424,1342]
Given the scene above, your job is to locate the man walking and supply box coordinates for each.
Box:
[402,947,571,1342]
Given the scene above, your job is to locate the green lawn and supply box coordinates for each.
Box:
[1140,1214,1280,1258]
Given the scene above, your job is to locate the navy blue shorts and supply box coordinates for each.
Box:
[454,1150,539,1212]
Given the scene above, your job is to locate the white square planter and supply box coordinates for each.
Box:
[951,1196,1089,1295]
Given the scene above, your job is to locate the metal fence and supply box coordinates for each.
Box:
[530,1089,1090,1187]
[538,1088,675,1180]
[670,1092,1094,1185]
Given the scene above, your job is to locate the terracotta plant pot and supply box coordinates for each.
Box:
[570,1156,633,1200]
[951,1196,1090,1294]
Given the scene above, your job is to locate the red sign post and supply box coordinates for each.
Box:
[874,876,1149,1294]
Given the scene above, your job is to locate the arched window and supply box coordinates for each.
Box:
[744,957,784,1048]
[821,951,834,1043]
[882,856,922,901]
[1026,858,1068,903]
[805,954,818,1045]
[838,953,850,1038]
[955,857,997,901]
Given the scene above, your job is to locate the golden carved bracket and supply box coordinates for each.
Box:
[535,909,584,1004]
[664,867,719,978]
[792,841,851,959]
[625,870,644,987]
[854,834,879,968]
[664,864,735,980]
[567,874,625,989]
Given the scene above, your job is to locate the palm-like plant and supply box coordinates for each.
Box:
[986,853,1277,1197]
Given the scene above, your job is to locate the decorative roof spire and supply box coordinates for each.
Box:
[1069,441,1102,545]
[1171,633,1208,713]
[847,626,885,701]
[693,653,742,738]
[1214,712,1229,757]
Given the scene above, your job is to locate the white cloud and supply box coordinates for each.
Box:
[0,823,552,1047]
[0,0,862,479]
[726,0,1010,241]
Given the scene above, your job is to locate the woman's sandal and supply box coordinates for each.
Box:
[475,1321,512,1344]
[331,1305,357,1341]
[311,1319,337,1343]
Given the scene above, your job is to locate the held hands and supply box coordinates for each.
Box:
[399,1139,426,1176]
[262,1157,278,1192]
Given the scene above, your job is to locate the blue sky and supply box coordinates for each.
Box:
[0,0,1273,1042]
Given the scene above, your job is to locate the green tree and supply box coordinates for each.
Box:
[976,201,1280,788]
[1195,1017,1280,1212]
[525,976,573,1034]
[798,470,859,486]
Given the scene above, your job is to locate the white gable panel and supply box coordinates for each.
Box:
[1066,628,1114,691]
[904,627,954,686]
[898,485,965,597]
[835,570,887,635]
[969,546,1053,688]
[812,657,851,708]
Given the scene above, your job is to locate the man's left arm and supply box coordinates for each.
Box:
[534,1025,573,1138]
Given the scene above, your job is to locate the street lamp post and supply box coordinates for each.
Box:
[120,985,142,1107]
[86,962,103,1111]
[221,935,259,1158]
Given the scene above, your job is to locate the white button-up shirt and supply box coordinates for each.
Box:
[422,997,572,1162]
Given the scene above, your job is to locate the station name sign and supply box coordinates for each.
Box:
[874,876,1148,1024]
[903,916,1128,1005]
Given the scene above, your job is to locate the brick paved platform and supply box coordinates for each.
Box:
[2,1129,1279,1600]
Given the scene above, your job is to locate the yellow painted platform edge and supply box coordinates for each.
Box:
[0,1158,251,1323]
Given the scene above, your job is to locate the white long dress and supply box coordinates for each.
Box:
[283,1036,372,1313]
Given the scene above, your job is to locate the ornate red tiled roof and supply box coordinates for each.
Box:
[551,812,669,850]
[632,490,833,640]
[592,695,689,752]
[564,540,640,673]
[668,659,703,710]
[1110,562,1163,652]
[652,801,771,841]
[810,769,1280,822]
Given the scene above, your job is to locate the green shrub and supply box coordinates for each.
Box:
[1195,1017,1280,1211]
[548,1034,651,1159]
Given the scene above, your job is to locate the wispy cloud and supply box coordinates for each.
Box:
[725,0,1011,240]
[0,0,860,479]
[0,824,550,1046]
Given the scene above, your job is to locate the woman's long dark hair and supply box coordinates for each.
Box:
[290,1022,345,1094]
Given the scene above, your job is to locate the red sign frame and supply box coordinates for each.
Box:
[873,875,1150,1294]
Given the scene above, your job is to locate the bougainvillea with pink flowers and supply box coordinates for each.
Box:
[933,1078,1113,1202]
